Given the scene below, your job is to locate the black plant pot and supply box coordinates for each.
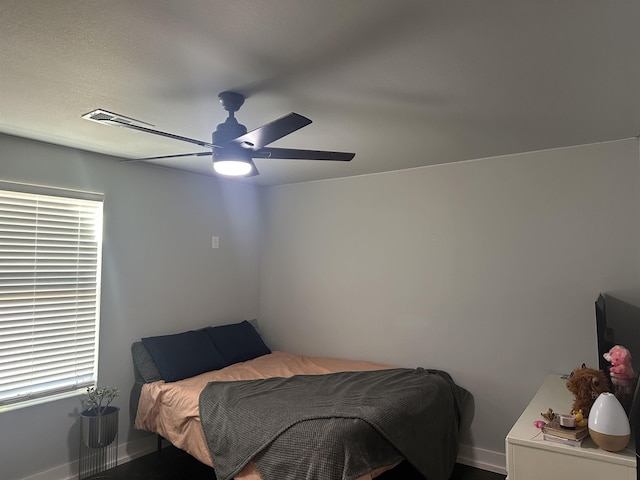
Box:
[81,406,119,448]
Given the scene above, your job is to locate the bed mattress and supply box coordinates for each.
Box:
[134,351,400,479]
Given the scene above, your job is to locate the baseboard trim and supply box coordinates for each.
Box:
[457,443,507,475]
[23,438,505,479]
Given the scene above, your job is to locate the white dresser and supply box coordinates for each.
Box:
[505,374,636,480]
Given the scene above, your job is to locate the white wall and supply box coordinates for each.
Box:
[0,134,262,480]
[259,138,640,471]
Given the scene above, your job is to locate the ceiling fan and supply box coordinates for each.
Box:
[82,91,355,177]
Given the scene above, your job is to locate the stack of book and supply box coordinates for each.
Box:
[541,417,589,447]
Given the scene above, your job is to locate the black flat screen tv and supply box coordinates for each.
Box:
[596,293,640,383]
[595,293,640,474]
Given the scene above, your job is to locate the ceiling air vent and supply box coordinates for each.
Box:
[81,109,154,128]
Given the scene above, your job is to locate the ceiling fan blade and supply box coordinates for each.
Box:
[230,113,311,151]
[105,118,216,149]
[118,151,212,163]
[255,147,355,161]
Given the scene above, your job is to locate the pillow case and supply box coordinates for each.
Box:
[131,341,163,383]
[203,320,271,365]
[247,318,262,336]
[141,330,227,382]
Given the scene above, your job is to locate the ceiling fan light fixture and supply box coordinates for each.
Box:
[213,159,253,176]
[213,141,254,176]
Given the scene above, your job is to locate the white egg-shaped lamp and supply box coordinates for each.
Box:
[588,392,631,452]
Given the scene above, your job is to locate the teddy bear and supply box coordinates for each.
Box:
[565,363,610,418]
[603,345,634,385]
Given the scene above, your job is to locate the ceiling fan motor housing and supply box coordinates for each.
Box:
[213,144,253,164]
[213,119,251,164]
[213,117,247,145]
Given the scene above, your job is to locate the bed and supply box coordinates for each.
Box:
[131,320,472,480]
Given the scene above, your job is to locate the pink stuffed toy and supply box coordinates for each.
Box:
[603,345,634,385]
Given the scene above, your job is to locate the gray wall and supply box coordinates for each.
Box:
[0,134,262,480]
[259,138,640,469]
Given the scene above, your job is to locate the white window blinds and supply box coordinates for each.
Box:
[0,182,104,410]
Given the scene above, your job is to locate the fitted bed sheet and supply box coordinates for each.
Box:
[134,351,400,480]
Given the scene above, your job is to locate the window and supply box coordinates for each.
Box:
[0,181,104,411]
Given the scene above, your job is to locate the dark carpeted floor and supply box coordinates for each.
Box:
[86,445,506,480]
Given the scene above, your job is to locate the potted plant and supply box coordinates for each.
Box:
[81,385,120,448]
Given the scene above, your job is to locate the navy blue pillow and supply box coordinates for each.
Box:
[203,320,271,365]
[141,330,227,382]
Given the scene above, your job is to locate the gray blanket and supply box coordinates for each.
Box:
[199,368,467,480]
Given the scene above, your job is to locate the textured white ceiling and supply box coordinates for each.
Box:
[1,1,639,186]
